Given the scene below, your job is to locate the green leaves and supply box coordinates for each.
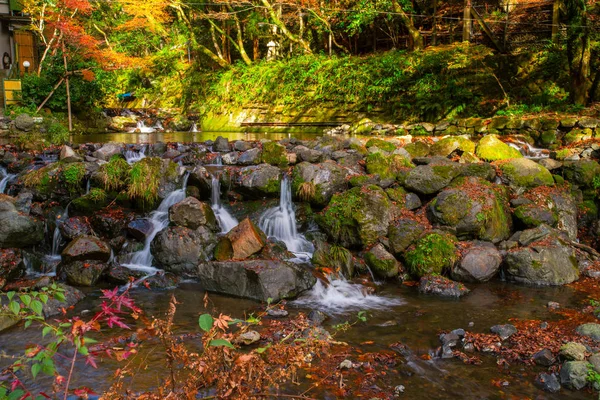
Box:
[30,300,44,316]
[198,314,213,332]
[209,339,235,349]
[31,363,41,379]
[9,301,20,316]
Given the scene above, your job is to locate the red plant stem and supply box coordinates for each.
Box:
[63,350,77,400]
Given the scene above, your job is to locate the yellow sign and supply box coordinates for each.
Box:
[3,79,22,106]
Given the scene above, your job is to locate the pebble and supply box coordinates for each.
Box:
[394,385,405,395]
[267,308,288,318]
[339,359,353,369]
[547,301,560,310]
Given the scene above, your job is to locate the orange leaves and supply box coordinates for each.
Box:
[81,69,95,81]
[118,0,171,33]
[214,314,233,332]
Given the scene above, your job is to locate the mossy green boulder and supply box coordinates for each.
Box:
[498,158,554,189]
[365,138,396,153]
[317,185,396,248]
[403,163,462,195]
[364,243,401,279]
[404,141,430,158]
[430,136,475,157]
[475,135,522,161]
[291,161,349,206]
[237,164,281,198]
[365,153,413,180]
[429,177,511,243]
[312,243,354,278]
[261,141,288,167]
[404,232,458,278]
[562,160,600,189]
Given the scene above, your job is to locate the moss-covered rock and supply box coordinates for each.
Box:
[475,135,523,161]
[404,163,462,195]
[388,217,426,257]
[429,177,511,242]
[291,161,348,206]
[365,153,413,180]
[312,243,354,278]
[317,185,395,248]
[498,158,554,189]
[261,141,288,167]
[350,118,374,135]
[364,244,401,278]
[430,137,475,157]
[404,141,430,158]
[404,232,457,277]
[237,164,281,198]
[365,138,396,153]
[562,160,600,189]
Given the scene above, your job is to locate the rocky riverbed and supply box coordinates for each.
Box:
[2,127,600,397]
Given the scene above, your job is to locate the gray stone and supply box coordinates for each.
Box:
[62,260,107,287]
[59,217,93,240]
[404,164,462,195]
[222,152,239,165]
[238,148,262,165]
[559,361,588,390]
[152,226,217,274]
[559,342,587,361]
[60,146,82,163]
[92,143,123,161]
[533,348,555,366]
[535,373,561,393]
[214,136,230,152]
[364,243,401,279]
[452,241,502,282]
[61,236,111,263]
[14,114,35,132]
[127,219,154,241]
[576,323,600,341]
[388,218,425,256]
[0,197,44,248]
[291,161,348,206]
[293,145,323,163]
[419,275,470,297]
[234,140,252,152]
[169,197,217,230]
[236,164,281,198]
[405,193,422,210]
[196,260,316,302]
[490,324,517,340]
[538,158,562,171]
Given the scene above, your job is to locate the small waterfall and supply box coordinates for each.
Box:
[85,178,91,195]
[134,121,156,134]
[0,166,15,194]
[190,122,199,133]
[122,172,190,274]
[210,176,238,233]
[153,120,164,131]
[125,146,146,164]
[259,176,314,259]
[294,278,404,314]
[506,139,549,160]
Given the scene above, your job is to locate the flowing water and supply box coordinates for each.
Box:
[506,138,550,159]
[129,121,156,134]
[206,155,238,233]
[0,166,15,194]
[124,145,146,164]
[121,173,189,276]
[189,122,199,132]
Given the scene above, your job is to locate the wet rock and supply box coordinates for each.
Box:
[559,342,586,361]
[460,162,496,181]
[561,160,600,189]
[91,209,129,237]
[293,145,323,163]
[267,308,288,318]
[559,361,588,390]
[144,272,180,289]
[60,145,82,163]
[222,152,238,165]
[213,136,230,152]
[404,163,462,195]
[234,140,252,152]
[237,164,281,198]
[538,158,562,171]
[418,275,469,297]
[261,142,288,166]
[576,323,600,341]
[388,218,425,257]
[405,232,457,277]
[42,284,84,318]
[0,196,44,248]
[234,330,260,345]
[339,359,353,369]
[308,310,327,325]
[62,260,107,287]
[535,373,561,393]
[14,192,33,214]
[92,143,123,161]
[152,226,217,274]
[238,148,262,165]
[498,158,554,190]
[311,242,354,278]
[225,218,266,260]
[106,265,147,285]
[490,324,517,340]
[405,193,422,210]
[429,177,511,242]
[127,219,154,241]
[291,161,348,206]
[589,353,600,373]
[0,248,24,289]
[196,260,316,302]
[61,236,111,263]
[533,348,556,366]
[452,241,502,283]
[364,243,401,279]
[59,217,92,240]
[169,197,217,230]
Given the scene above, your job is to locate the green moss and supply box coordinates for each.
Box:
[22,163,60,195]
[499,159,554,189]
[128,157,163,206]
[349,143,369,156]
[61,162,86,192]
[71,189,109,214]
[475,134,523,161]
[365,138,396,152]
[98,155,131,191]
[364,251,397,278]
[404,232,457,278]
[365,152,413,180]
[404,141,430,157]
[385,187,407,206]
[261,141,288,167]
[349,175,370,187]
[430,137,475,156]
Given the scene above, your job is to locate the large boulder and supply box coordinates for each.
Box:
[151,226,217,274]
[403,163,462,195]
[475,135,522,161]
[61,236,111,263]
[504,226,579,285]
[213,136,230,152]
[0,248,25,289]
[169,197,217,230]
[238,148,262,165]
[364,244,401,279]
[318,185,396,248]
[365,153,412,181]
[388,217,426,257]
[261,142,288,167]
[429,177,511,243]
[291,161,349,206]
[562,160,600,189]
[559,361,588,390]
[223,218,266,260]
[293,145,323,163]
[404,232,457,277]
[430,137,475,157]
[92,143,124,161]
[497,158,554,190]
[0,197,44,248]
[197,260,316,302]
[452,241,502,282]
[236,164,281,198]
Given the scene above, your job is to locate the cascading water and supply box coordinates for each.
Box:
[153,120,164,131]
[0,166,15,194]
[259,176,314,259]
[85,179,91,195]
[122,172,190,275]
[207,155,238,233]
[507,139,549,159]
[190,122,199,133]
[133,121,156,134]
[125,146,146,164]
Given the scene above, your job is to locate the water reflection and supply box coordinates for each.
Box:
[69,131,321,144]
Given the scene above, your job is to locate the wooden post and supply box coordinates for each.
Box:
[62,41,72,132]
[463,0,471,42]
[432,0,438,46]
[552,0,560,44]
[36,77,65,113]
[329,33,332,57]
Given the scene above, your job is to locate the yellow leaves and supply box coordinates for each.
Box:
[214,313,233,332]
[118,0,172,34]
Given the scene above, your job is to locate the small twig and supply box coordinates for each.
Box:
[63,350,77,400]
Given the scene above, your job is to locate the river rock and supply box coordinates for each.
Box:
[234,331,260,345]
[562,160,600,189]
[238,148,262,165]
[293,145,323,163]
[61,236,111,263]
[92,143,123,161]
[559,361,588,390]
[490,324,517,340]
[388,218,425,256]
[151,226,217,274]
[0,196,44,248]
[559,342,586,361]
[452,241,502,282]
[533,348,556,366]
[418,275,469,297]
[429,177,511,242]
[234,140,252,152]
[576,323,600,341]
[535,373,561,393]
[62,260,107,286]
[225,218,266,260]
[475,134,522,161]
[0,248,24,289]
[127,219,154,241]
[214,136,229,152]
[498,158,554,190]
[237,164,281,198]
[59,217,93,240]
[14,114,35,132]
[318,185,395,248]
[364,243,401,278]
[197,260,316,302]
[169,197,217,230]
[460,162,496,181]
[404,163,462,195]
[291,161,349,206]
[504,226,579,285]
[59,146,82,163]
[430,137,475,157]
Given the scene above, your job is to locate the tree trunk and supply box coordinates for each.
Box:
[259,0,312,54]
[392,0,424,50]
[564,0,591,105]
